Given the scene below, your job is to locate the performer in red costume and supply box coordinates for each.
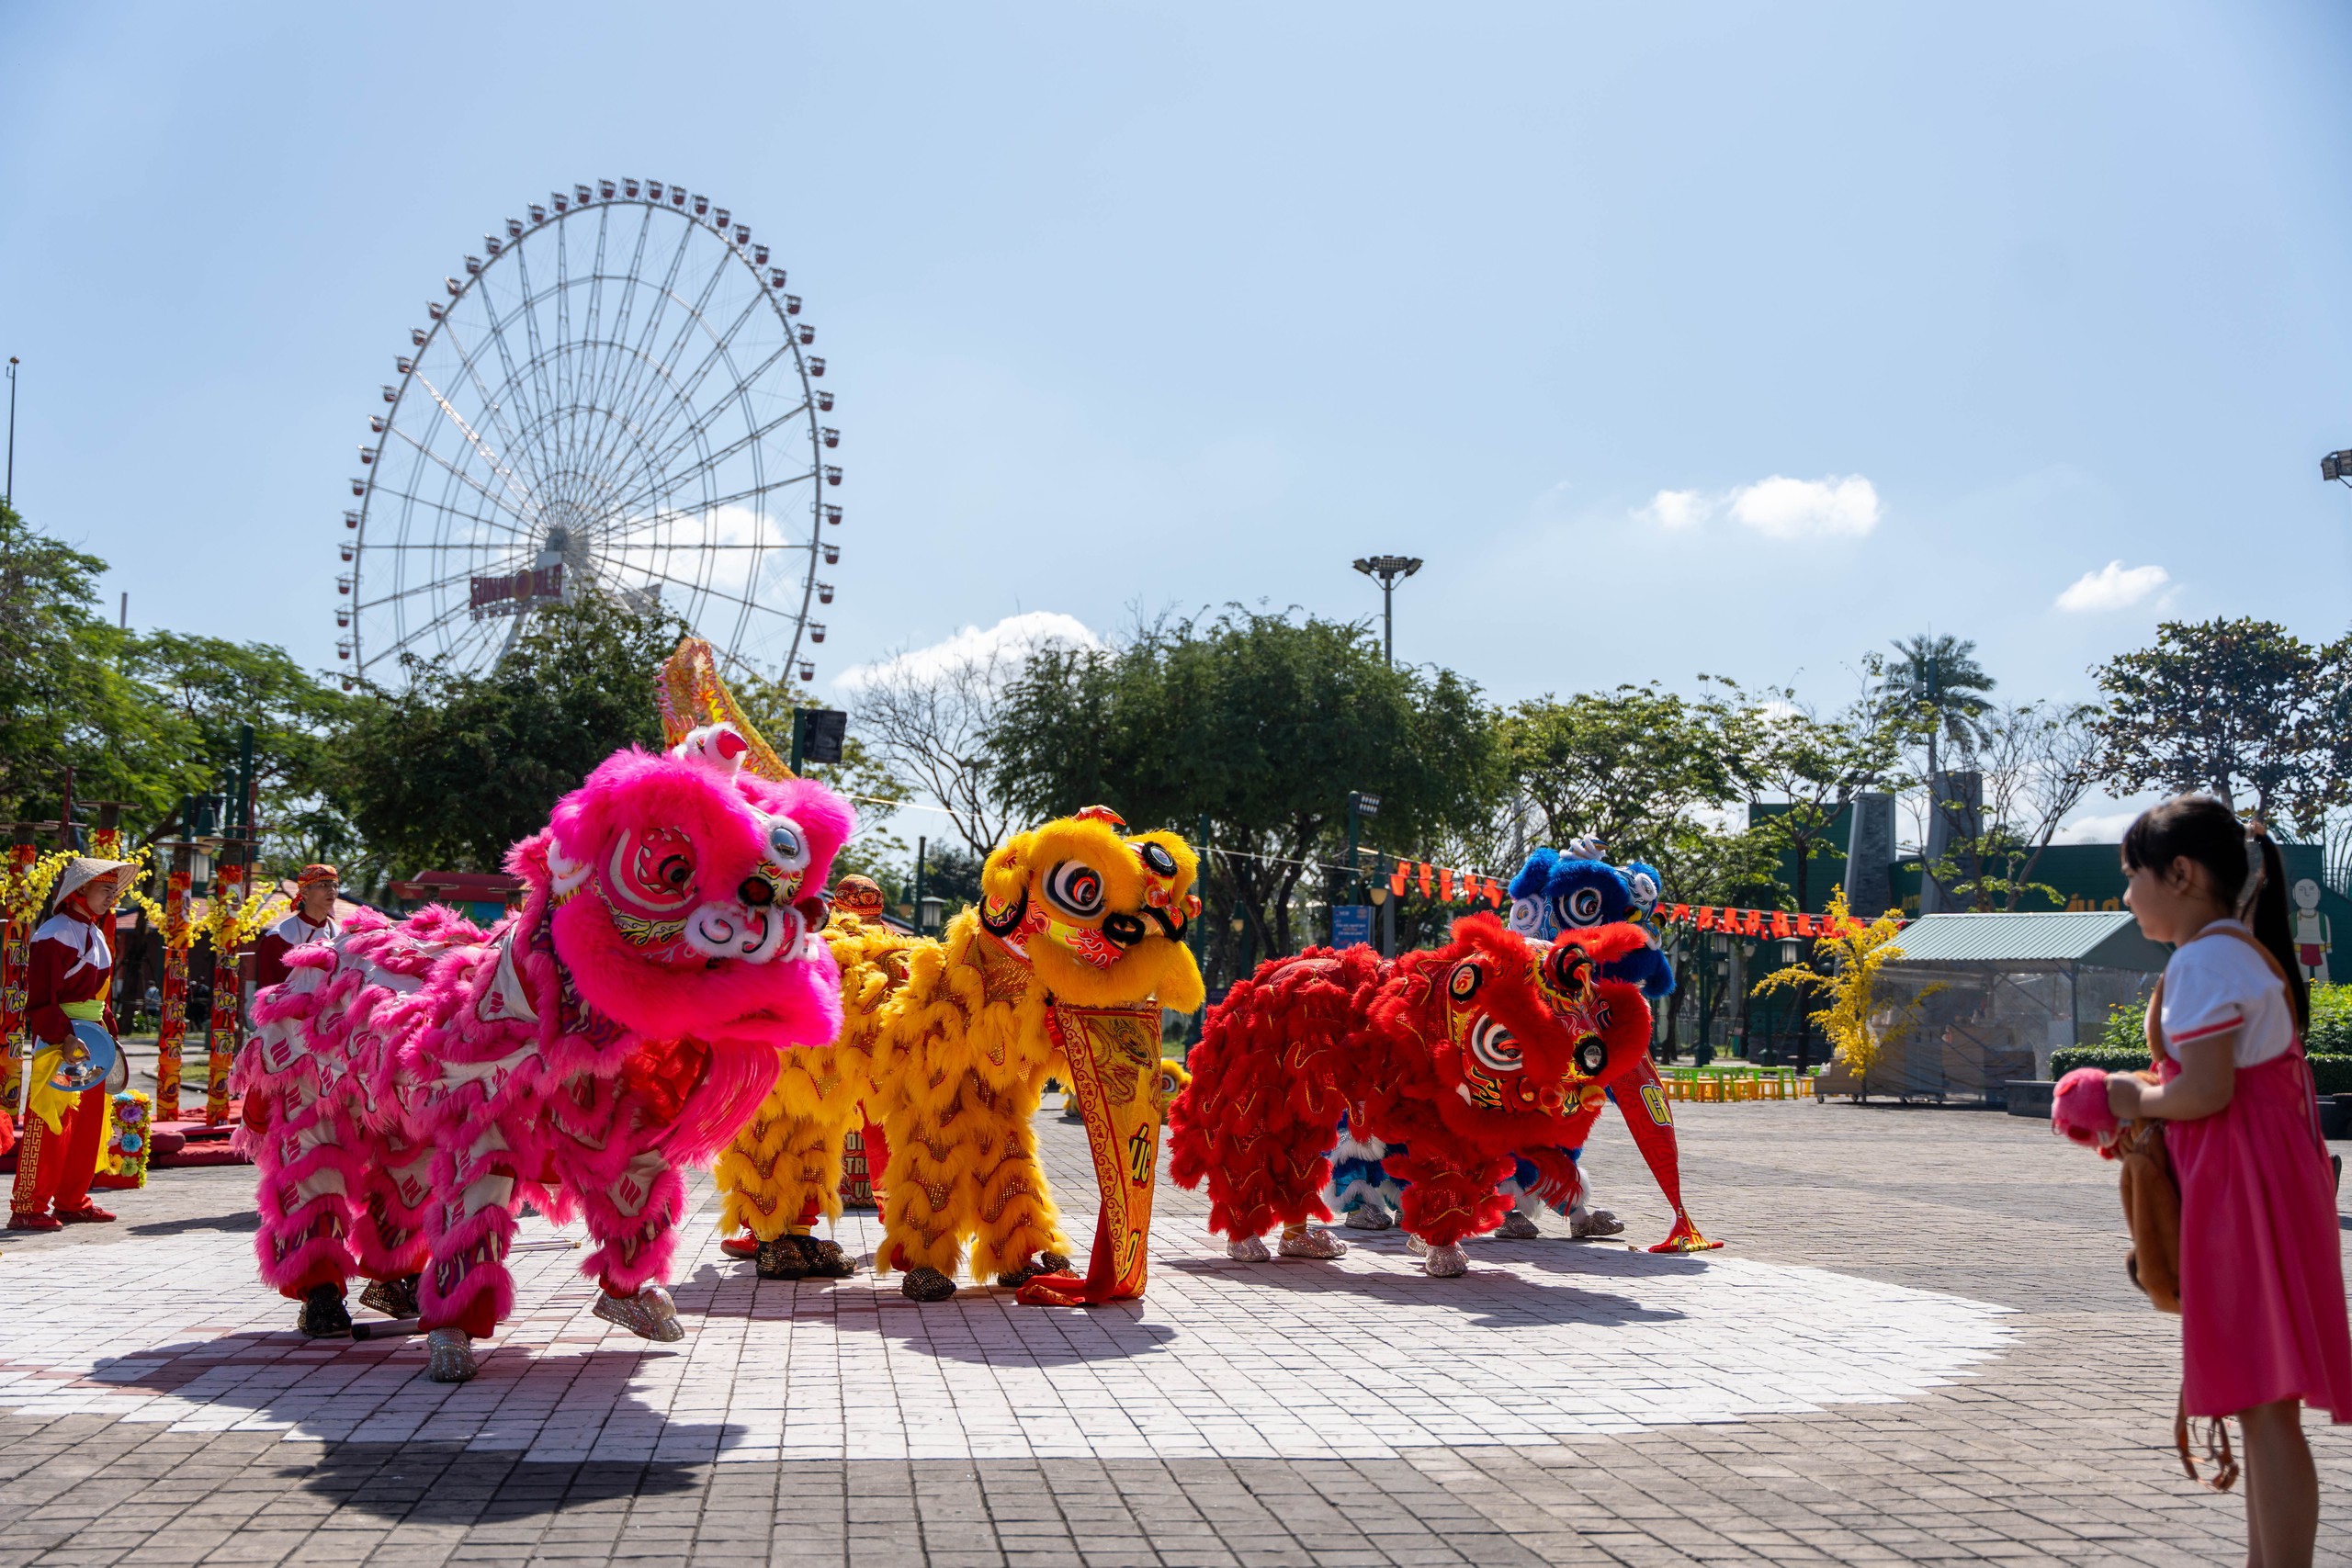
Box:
[254,865,341,988]
[10,857,137,1232]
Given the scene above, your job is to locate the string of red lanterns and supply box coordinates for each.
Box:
[1378,860,1895,942]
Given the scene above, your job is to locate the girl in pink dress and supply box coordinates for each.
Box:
[2104,795,2351,1567]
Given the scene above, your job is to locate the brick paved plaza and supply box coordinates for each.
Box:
[3,1100,2347,1566]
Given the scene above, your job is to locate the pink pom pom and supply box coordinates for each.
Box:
[2051,1066,2119,1150]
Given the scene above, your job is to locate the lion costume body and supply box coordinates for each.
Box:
[239,726,853,1381]
[872,808,1204,1303]
[713,882,920,1280]
[1169,916,1654,1276]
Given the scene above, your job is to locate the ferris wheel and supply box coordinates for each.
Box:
[336,178,842,688]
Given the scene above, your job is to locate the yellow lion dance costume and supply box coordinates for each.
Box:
[875,807,1203,1303]
[712,875,917,1280]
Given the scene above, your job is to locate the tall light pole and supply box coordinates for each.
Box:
[5,357,17,509]
[2324,448,2352,490]
[1351,555,1422,666]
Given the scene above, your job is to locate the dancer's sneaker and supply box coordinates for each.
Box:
[900,1266,957,1302]
[593,1283,685,1342]
[801,1237,858,1278]
[297,1283,352,1338]
[996,1249,1071,1288]
[1226,1235,1272,1262]
[1421,1242,1469,1277]
[1498,1209,1541,1240]
[1343,1205,1393,1231]
[358,1274,421,1318]
[6,1211,61,1232]
[1278,1226,1348,1259]
[54,1202,116,1224]
[719,1232,760,1261]
[425,1327,477,1383]
[1570,1208,1624,1239]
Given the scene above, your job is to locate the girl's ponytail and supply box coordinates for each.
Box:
[2246,828,2309,1034]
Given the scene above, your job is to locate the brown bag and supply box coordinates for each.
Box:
[2114,1094,2182,1313]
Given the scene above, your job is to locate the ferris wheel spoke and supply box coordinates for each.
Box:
[360,480,535,543]
[607,392,809,524]
[593,208,695,438]
[429,300,542,491]
[594,557,779,618]
[620,289,774,470]
[580,220,710,488]
[505,242,568,491]
[355,553,525,615]
[582,209,653,426]
[617,245,738,461]
[603,475,816,547]
[407,369,538,513]
[473,283,565,492]
[377,422,538,529]
[573,210,615,471]
[553,218,575,434]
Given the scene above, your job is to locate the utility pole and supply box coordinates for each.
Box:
[1351,556,1423,665]
[5,357,17,509]
[912,836,927,936]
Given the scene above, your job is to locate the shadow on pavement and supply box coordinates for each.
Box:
[1159,1242,1695,1328]
[682,1258,1187,1364]
[284,1440,708,1521]
[82,1334,739,1519]
[126,1210,261,1237]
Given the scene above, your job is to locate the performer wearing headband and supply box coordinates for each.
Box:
[254,864,341,989]
[9,857,137,1232]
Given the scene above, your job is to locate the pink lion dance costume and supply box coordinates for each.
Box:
[238,724,853,1382]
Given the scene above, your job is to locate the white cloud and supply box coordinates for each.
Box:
[1638,489,1712,530]
[2051,810,2142,846]
[1725,475,1881,540]
[1632,475,1880,540]
[2054,560,2169,613]
[833,610,1101,694]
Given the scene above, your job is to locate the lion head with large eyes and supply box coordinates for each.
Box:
[1374,915,1657,1145]
[973,806,1206,1011]
[514,725,856,1051]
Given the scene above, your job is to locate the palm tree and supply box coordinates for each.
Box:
[1883,633,1996,782]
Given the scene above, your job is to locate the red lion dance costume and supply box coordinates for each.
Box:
[1170,917,1654,1276]
[239,724,853,1382]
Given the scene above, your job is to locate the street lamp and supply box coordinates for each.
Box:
[1351,555,1423,665]
[2324,449,2352,488]
[5,356,17,508]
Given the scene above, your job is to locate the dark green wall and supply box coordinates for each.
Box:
[1745,800,2352,931]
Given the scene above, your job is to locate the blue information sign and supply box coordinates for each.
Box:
[1329,905,1374,950]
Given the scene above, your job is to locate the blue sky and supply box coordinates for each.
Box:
[5,1,2348,725]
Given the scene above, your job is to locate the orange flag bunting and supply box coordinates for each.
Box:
[1417,862,1433,898]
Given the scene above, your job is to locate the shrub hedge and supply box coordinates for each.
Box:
[2046,1045,2352,1096]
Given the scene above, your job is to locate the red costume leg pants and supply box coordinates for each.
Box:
[9,1087,106,1216]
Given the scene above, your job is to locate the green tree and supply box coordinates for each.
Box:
[123,631,352,874]
[1725,685,1905,913]
[988,608,1503,962]
[1496,682,1783,921]
[1499,683,1745,855]
[726,668,912,893]
[1883,633,1996,783]
[2093,616,2345,833]
[327,597,687,884]
[0,502,178,823]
